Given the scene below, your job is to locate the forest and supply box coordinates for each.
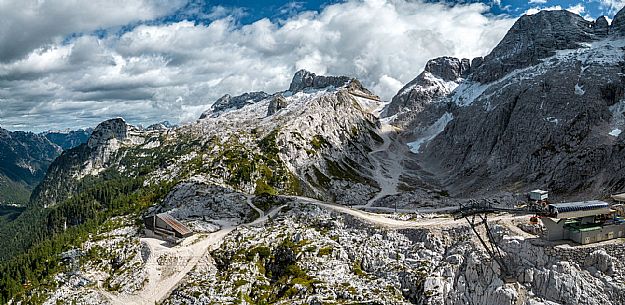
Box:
[0,171,178,303]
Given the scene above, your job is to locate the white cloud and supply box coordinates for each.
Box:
[524,3,589,18]
[0,0,185,62]
[528,0,547,4]
[0,0,516,131]
[598,0,625,14]
[524,5,562,15]
[566,4,586,16]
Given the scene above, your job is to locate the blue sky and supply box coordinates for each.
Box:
[158,1,623,23]
[0,0,623,131]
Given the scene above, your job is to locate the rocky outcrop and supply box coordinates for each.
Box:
[87,118,129,148]
[158,178,254,224]
[146,121,174,131]
[384,57,469,120]
[470,10,598,84]
[267,94,288,116]
[593,16,610,37]
[31,118,151,206]
[612,8,625,35]
[288,69,352,93]
[200,91,270,119]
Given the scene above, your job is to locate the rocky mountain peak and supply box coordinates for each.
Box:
[200,91,270,119]
[593,16,610,36]
[423,57,470,81]
[288,69,353,93]
[0,126,10,138]
[87,118,129,148]
[383,57,469,118]
[471,10,597,83]
[267,94,288,116]
[612,6,625,35]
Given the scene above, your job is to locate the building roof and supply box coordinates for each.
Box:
[548,200,611,218]
[156,213,192,236]
[530,189,548,194]
[548,201,609,213]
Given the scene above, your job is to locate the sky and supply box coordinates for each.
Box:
[0,0,623,131]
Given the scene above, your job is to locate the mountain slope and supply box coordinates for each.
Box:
[43,129,92,150]
[31,70,403,208]
[387,9,625,198]
[0,128,61,204]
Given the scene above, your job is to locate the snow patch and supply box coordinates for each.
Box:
[574,84,585,95]
[545,117,558,124]
[353,95,386,117]
[609,99,625,134]
[609,129,622,137]
[399,72,459,97]
[451,81,489,106]
[407,112,453,154]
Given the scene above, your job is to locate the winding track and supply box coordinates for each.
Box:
[101,201,285,305]
[99,196,525,304]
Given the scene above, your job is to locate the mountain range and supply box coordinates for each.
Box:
[0,128,91,204]
[1,7,625,305]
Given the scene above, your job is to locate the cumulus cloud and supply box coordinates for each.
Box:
[0,0,184,62]
[0,0,516,131]
[598,0,625,14]
[524,3,589,18]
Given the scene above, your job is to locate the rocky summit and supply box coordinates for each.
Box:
[3,7,625,305]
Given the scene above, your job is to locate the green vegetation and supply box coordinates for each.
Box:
[310,135,330,150]
[215,129,301,196]
[0,174,31,205]
[0,170,178,304]
[318,246,333,257]
[352,260,366,276]
[215,238,321,304]
[324,158,372,186]
[255,179,278,196]
[0,205,26,227]
[0,127,305,303]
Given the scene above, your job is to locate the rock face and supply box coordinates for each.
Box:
[470,10,598,84]
[267,94,288,116]
[199,91,270,119]
[387,8,625,197]
[383,57,469,125]
[288,69,353,93]
[594,16,610,36]
[32,118,152,206]
[32,69,391,206]
[612,8,625,35]
[87,118,129,148]
[158,178,254,224]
